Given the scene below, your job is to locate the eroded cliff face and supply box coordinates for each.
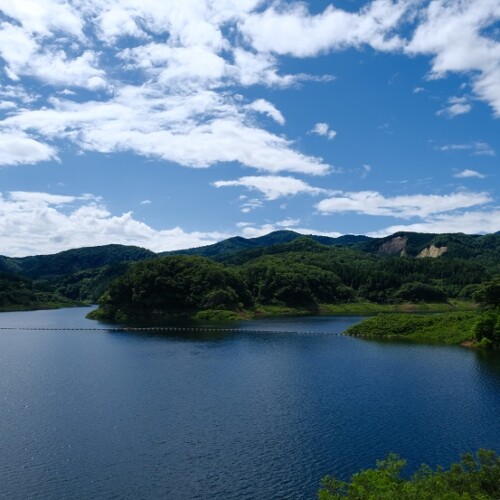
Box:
[377,236,449,258]
[417,244,448,258]
[377,236,407,256]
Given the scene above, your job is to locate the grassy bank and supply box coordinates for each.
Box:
[253,300,476,318]
[0,300,87,313]
[319,300,476,315]
[345,311,477,345]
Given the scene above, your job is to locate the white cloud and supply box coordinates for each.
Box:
[316,190,492,218]
[140,200,152,205]
[214,175,328,200]
[0,0,498,182]
[439,141,495,156]
[437,96,472,117]
[240,198,263,213]
[239,220,342,239]
[310,122,337,140]
[0,131,57,166]
[0,23,106,89]
[247,99,285,125]
[0,84,38,104]
[0,191,230,257]
[0,100,16,110]
[406,0,500,115]
[369,210,500,236]
[453,169,486,179]
[2,88,329,175]
[0,0,84,37]
[0,1,332,173]
[240,0,407,56]
[361,164,371,179]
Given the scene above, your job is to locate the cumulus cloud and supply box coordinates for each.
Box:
[0,189,346,256]
[0,0,498,177]
[453,169,486,179]
[0,23,105,89]
[2,88,329,175]
[0,191,229,257]
[240,0,407,56]
[316,190,492,218]
[310,122,337,140]
[213,175,328,200]
[406,0,500,115]
[0,1,335,174]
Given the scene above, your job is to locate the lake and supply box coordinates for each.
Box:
[0,307,499,499]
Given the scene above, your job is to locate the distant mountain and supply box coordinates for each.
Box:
[2,244,156,280]
[161,230,372,260]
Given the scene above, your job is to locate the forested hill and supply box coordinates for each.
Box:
[163,230,500,265]
[90,234,500,323]
[1,231,500,313]
[0,244,155,279]
[160,230,372,259]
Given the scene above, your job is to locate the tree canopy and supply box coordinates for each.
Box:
[319,450,500,500]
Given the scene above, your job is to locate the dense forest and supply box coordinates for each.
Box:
[89,234,499,329]
[1,231,499,330]
[0,272,75,311]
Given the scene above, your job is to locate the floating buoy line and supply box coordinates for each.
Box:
[0,326,344,335]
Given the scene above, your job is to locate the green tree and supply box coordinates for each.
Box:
[395,282,447,303]
[319,450,500,500]
[474,311,500,343]
[473,277,500,308]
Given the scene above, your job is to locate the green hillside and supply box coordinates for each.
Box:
[162,230,371,260]
[1,231,500,315]
[14,244,155,279]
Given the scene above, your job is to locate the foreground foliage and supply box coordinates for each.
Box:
[319,450,500,500]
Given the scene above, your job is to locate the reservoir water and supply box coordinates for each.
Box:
[0,307,499,499]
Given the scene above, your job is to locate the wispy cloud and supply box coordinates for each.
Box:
[453,169,486,179]
[437,96,472,117]
[316,190,492,219]
[247,99,285,125]
[370,210,500,237]
[438,141,495,157]
[238,219,342,239]
[214,175,329,200]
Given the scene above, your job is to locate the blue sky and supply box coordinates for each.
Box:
[0,0,498,256]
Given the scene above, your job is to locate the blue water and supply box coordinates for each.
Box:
[0,308,499,499]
